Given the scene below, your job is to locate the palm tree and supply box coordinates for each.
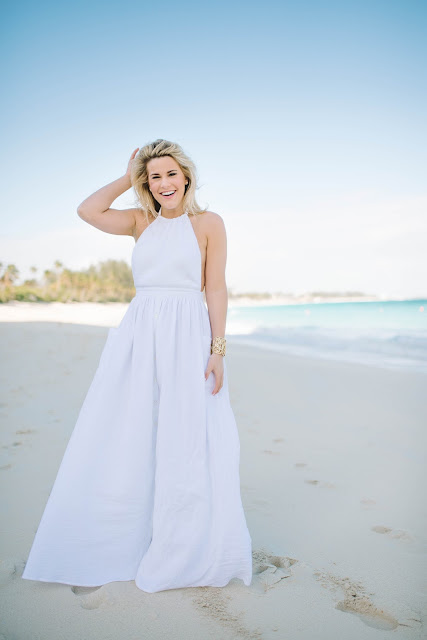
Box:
[1,264,20,287]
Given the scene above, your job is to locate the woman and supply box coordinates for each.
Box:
[22,139,253,593]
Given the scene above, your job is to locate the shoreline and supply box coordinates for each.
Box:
[1,293,426,312]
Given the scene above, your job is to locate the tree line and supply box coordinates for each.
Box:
[0,260,136,303]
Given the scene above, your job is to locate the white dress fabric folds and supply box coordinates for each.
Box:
[22,207,253,593]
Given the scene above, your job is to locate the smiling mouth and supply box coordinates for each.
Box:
[161,190,176,197]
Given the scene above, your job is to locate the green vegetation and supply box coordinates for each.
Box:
[0,260,136,303]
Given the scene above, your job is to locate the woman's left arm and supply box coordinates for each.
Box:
[204,213,228,395]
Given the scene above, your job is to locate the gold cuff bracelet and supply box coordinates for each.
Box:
[211,336,226,356]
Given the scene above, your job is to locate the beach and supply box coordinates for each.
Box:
[0,303,426,639]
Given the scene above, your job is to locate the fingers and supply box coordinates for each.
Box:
[205,358,224,395]
[205,370,223,395]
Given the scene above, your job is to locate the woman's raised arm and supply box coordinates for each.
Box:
[77,148,140,238]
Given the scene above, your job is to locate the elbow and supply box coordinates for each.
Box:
[205,284,228,297]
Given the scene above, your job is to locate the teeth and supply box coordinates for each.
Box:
[162,191,175,196]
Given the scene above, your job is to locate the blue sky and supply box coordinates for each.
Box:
[1,0,426,297]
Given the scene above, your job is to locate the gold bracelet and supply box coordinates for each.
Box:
[211,336,226,356]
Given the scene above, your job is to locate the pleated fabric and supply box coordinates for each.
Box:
[22,207,252,592]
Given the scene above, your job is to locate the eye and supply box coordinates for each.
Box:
[151,172,177,178]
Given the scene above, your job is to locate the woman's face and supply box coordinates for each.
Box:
[147,156,188,211]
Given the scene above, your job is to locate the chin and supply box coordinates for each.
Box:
[164,196,184,207]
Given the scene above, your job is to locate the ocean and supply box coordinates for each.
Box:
[226,299,427,373]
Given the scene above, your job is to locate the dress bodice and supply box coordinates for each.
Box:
[131,208,202,292]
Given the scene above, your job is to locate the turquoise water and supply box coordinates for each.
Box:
[226,299,427,372]
[228,299,427,332]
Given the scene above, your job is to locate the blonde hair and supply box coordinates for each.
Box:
[130,139,208,220]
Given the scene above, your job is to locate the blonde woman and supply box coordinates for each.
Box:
[22,139,252,593]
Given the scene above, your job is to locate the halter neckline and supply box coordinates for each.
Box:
[158,207,188,221]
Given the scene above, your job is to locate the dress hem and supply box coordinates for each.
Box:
[21,573,252,592]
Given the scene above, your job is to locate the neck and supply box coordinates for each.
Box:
[160,205,186,219]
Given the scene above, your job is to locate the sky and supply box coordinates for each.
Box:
[1,0,426,298]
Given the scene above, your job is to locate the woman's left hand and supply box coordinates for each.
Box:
[205,353,224,395]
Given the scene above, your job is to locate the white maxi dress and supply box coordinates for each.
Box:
[22,207,253,593]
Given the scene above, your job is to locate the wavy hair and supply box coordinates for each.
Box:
[130,139,208,220]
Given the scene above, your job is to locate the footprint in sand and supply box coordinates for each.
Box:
[272,438,284,443]
[360,497,376,508]
[191,584,262,640]
[16,428,37,435]
[10,386,25,394]
[262,449,281,456]
[244,499,270,514]
[252,549,298,593]
[0,558,26,585]
[71,585,108,609]
[371,525,413,541]
[71,585,103,595]
[295,462,307,468]
[313,570,401,631]
[241,487,270,513]
[304,479,335,489]
[1,443,26,466]
[1,441,23,451]
[252,498,270,511]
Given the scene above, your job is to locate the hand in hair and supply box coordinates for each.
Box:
[125,148,140,180]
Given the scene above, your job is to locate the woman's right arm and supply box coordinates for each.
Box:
[77,148,140,238]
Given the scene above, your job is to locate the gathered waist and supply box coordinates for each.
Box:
[134,286,204,299]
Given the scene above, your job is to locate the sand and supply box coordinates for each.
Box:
[0,302,426,639]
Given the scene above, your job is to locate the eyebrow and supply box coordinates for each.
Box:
[149,170,177,177]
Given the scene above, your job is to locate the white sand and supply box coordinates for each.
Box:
[0,302,426,639]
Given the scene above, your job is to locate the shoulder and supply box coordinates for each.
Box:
[133,207,156,238]
[195,211,227,253]
[195,210,226,232]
